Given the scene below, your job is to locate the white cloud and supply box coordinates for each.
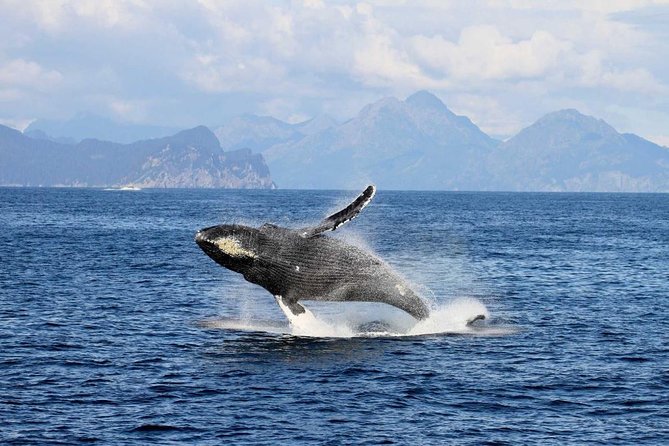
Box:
[259,97,311,123]
[410,23,667,96]
[353,24,431,88]
[10,0,150,33]
[0,59,62,87]
[302,0,325,9]
[0,117,34,131]
[0,0,667,139]
[412,26,569,81]
[107,98,151,123]
[600,68,667,94]
[487,0,666,13]
[449,94,524,137]
[182,55,287,93]
[648,135,669,147]
[182,0,439,94]
[575,51,667,93]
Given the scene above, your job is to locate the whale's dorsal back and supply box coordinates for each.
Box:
[300,185,376,238]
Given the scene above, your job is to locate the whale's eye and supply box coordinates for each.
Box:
[214,237,256,259]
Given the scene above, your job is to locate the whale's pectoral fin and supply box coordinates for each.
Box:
[274,295,306,316]
[274,296,320,329]
[300,185,376,238]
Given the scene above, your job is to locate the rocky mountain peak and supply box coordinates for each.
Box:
[294,115,338,135]
[0,123,23,140]
[24,112,178,144]
[165,126,221,152]
[535,109,617,134]
[0,124,274,189]
[213,114,302,152]
[405,90,451,113]
[511,109,622,148]
[357,96,405,118]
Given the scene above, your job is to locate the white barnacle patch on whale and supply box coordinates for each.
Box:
[214,237,256,258]
[395,283,407,296]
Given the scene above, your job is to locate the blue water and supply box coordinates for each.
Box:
[1,188,668,444]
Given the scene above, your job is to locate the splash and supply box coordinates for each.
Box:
[201,297,513,338]
[275,296,355,337]
[408,297,489,336]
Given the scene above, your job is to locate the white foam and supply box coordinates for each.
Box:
[201,297,514,338]
[275,296,355,337]
[408,297,490,336]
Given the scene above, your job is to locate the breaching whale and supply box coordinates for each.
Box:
[195,185,431,321]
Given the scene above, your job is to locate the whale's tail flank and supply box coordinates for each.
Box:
[466,314,486,325]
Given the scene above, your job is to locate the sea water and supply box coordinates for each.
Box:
[1,188,667,444]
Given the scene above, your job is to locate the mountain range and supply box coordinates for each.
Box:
[487,109,669,191]
[0,125,274,188]
[3,91,669,191]
[264,91,498,190]
[214,91,669,192]
[25,113,178,144]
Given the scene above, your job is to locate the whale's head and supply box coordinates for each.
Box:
[195,224,259,274]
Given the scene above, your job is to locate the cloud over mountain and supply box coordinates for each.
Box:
[0,1,667,146]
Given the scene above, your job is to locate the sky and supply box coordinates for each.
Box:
[0,0,668,144]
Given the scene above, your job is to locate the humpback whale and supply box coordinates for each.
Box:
[195,186,431,321]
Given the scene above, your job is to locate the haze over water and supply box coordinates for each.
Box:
[1,188,668,444]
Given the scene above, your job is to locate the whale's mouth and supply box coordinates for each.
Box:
[194,231,219,256]
[195,229,217,251]
[195,226,257,273]
[194,230,207,243]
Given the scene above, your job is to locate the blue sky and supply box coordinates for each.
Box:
[1,0,668,144]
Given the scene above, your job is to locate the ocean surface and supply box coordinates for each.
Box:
[1,188,668,445]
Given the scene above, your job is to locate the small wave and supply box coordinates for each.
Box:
[132,424,181,432]
[200,297,515,338]
[198,317,288,334]
[103,186,142,191]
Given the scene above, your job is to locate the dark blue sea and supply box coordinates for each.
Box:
[1,188,668,445]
